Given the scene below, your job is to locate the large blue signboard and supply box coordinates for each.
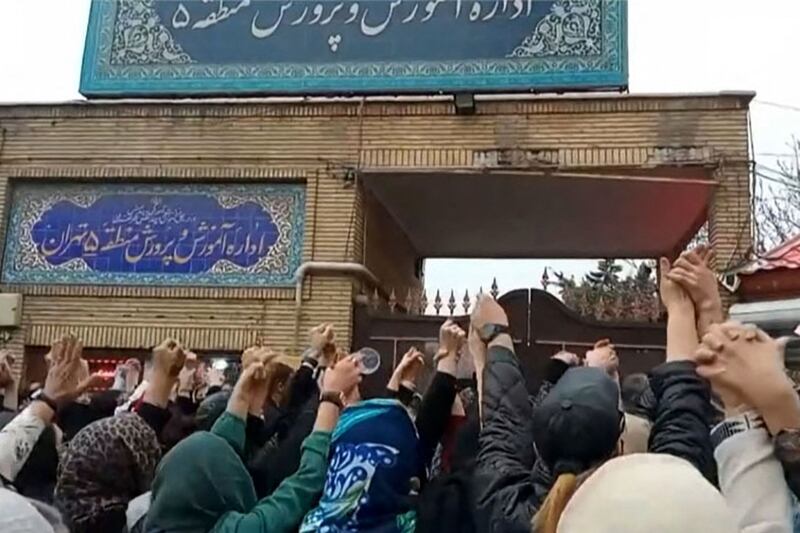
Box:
[2,183,305,287]
[80,0,628,96]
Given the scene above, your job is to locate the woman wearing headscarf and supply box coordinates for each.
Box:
[300,398,421,533]
[146,348,362,533]
[55,338,187,533]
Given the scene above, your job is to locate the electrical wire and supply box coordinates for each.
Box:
[753,99,800,113]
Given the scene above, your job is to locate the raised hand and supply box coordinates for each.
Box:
[228,361,270,419]
[439,319,466,357]
[42,335,85,407]
[668,246,722,311]
[310,323,335,353]
[470,294,509,330]
[667,246,724,336]
[696,322,793,413]
[240,345,280,415]
[241,345,279,369]
[585,339,619,378]
[437,320,466,376]
[469,294,510,371]
[153,338,186,380]
[388,347,425,391]
[145,339,186,408]
[323,355,362,398]
[659,257,693,311]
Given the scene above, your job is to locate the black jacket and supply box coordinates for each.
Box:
[647,360,716,482]
[472,346,546,533]
[472,352,715,533]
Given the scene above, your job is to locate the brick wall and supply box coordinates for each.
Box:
[0,93,753,379]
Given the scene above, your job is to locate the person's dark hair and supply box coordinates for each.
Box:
[621,373,654,418]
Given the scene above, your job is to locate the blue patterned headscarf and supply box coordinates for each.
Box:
[300,399,420,533]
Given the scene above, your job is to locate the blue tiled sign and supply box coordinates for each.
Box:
[80,0,628,96]
[2,183,305,287]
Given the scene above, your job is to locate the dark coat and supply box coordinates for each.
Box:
[472,351,716,533]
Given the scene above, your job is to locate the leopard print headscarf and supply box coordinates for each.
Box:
[55,413,160,531]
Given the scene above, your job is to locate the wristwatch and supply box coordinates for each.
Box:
[31,389,59,414]
[710,411,765,449]
[319,390,346,410]
[477,323,510,344]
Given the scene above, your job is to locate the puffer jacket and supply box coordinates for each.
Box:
[648,360,716,483]
[472,346,551,533]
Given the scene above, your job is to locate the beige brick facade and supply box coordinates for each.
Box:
[0,93,752,382]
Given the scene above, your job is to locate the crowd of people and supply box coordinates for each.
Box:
[0,245,798,532]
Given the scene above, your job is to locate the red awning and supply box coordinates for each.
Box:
[741,234,800,274]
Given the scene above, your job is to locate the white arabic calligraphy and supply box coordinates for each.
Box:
[175,0,539,44]
[192,0,251,29]
[360,0,401,37]
[251,1,293,38]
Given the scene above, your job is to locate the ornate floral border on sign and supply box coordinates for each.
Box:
[2,183,305,288]
[81,0,627,94]
[110,0,193,65]
[509,0,602,57]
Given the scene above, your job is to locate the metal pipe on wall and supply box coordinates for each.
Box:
[292,262,380,354]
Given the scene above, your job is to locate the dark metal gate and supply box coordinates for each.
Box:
[353,288,666,397]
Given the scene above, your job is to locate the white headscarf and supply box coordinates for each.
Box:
[557,454,739,533]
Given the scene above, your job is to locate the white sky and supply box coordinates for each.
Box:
[0,0,798,300]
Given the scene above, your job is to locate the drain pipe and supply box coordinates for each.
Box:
[292,262,380,354]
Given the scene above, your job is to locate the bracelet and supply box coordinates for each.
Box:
[710,411,765,449]
[319,390,345,410]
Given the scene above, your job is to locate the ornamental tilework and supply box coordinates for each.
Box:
[81,0,627,95]
[2,183,305,287]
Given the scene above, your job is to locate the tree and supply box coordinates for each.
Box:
[754,139,800,253]
[548,259,660,322]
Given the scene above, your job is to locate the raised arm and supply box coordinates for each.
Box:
[470,295,539,533]
[666,246,724,338]
[415,320,464,470]
[0,335,85,484]
[215,355,362,533]
[697,323,796,532]
[648,258,715,480]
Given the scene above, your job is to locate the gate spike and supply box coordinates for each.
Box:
[541,268,550,289]
[433,290,442,316]
[490,278,499,299]
[448,290,456,316]
[420,290,429,315]
[370,288,380,311]
[388,288,397,313]
[462,290,471,314]
[404,288,414,314]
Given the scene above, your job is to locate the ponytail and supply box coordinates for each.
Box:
[533,473,578,533]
